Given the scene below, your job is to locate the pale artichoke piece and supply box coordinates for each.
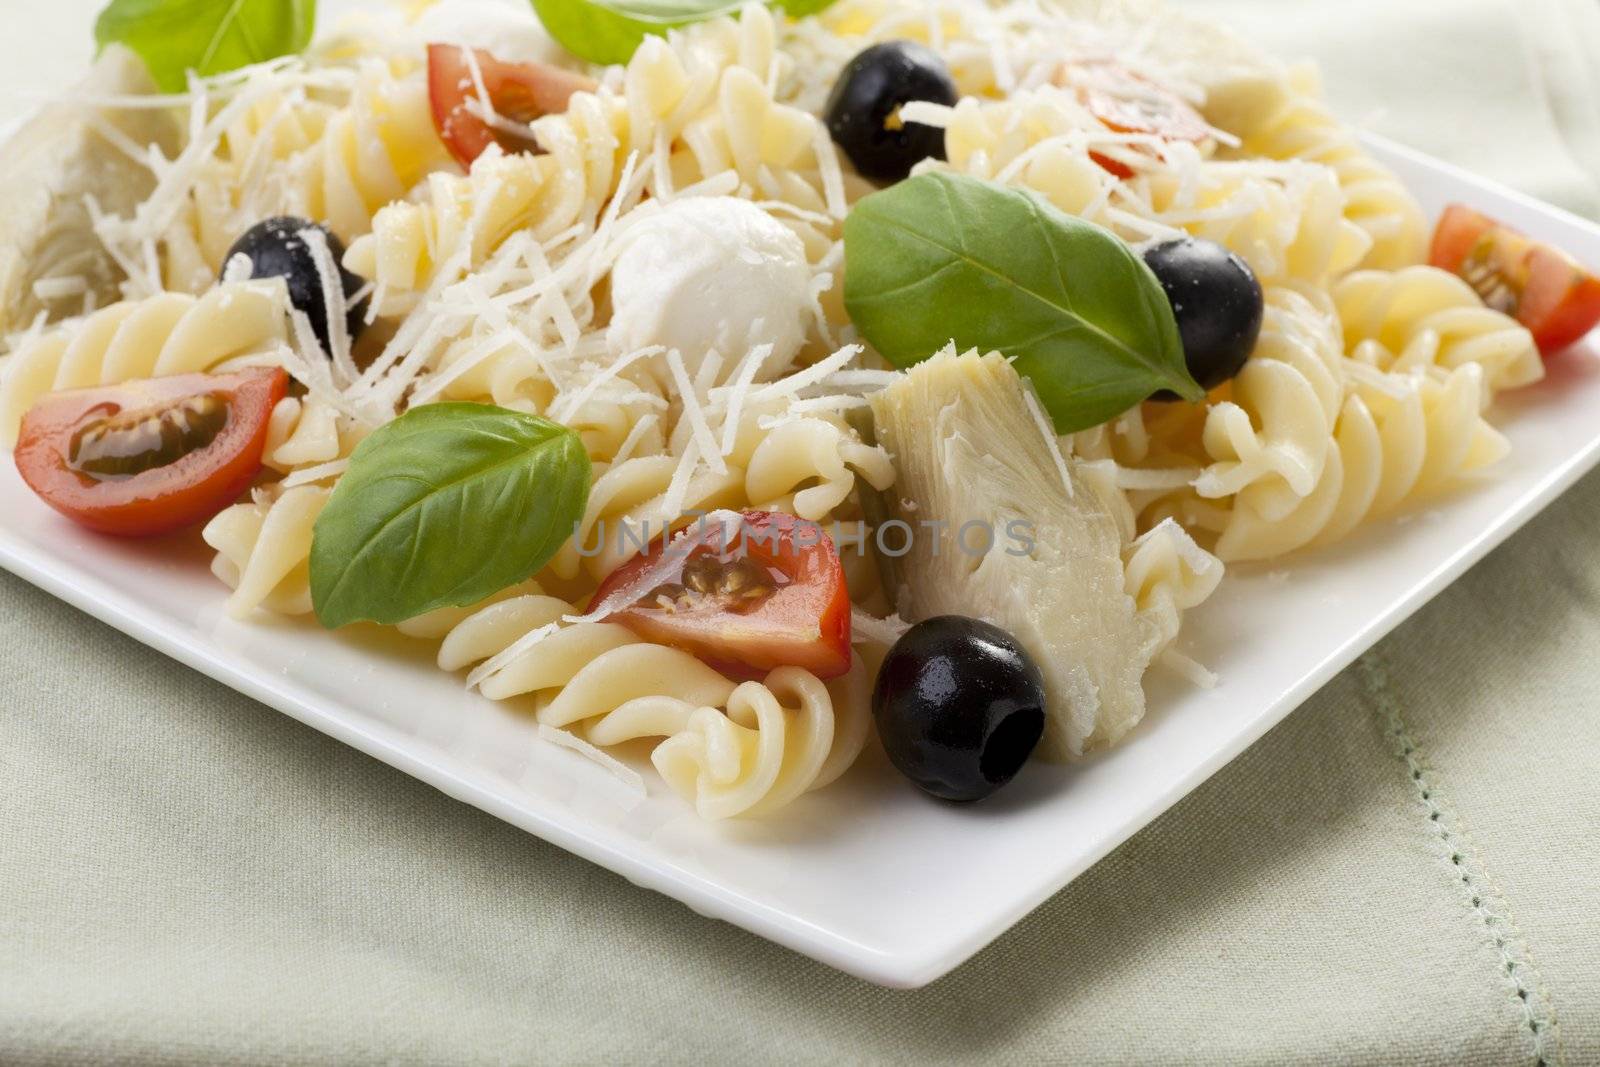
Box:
[0,46,179,334]
[869,349,1162,761]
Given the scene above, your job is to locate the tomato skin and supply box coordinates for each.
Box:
[1519,247,1600,354]
[14,367,287,537]
[426,44,595,168]
[1428,203,1497,274]
[591,511,854,681]
[1071,65,1211,180]
[1430,203,1600,355]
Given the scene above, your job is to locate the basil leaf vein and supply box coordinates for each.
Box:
[309,404,591,628]
[844,171,1202,433]
[95,0,316,92]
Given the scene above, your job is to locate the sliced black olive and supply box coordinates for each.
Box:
[221,217,369,355]
[824,41,957,184]
[1142,236,1264,395]
[872,616,1046,802]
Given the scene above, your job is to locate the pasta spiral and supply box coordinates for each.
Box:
[1207,364,1508,561]
[1137,161,1373,287]
[435,594,873,818]
[553,401,894,581]
[1235,65,1427,270]
[1193,285,1346,516]
[285,60,454,243]
[262,394,368,474]
[343,6,838,305]
[162,61,450,289]
[1122,519,1224,656]
[203,484,330,618]
[1334,266,1544,397]
[0,282,288,444]
[931,88,1370,287]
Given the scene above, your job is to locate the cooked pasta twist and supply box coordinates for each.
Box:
[163,89,338,291]
[1235,64,1427,270]
[1122,518,1224,655]
[344,148,577,307]
[937,89,1115,219]
[551,454,744,581]
[0,282,289,444]
[434,593,873,818]
[719,404,898,520]
[1193,285,1346,516]
[553,403,894,581]
[1206,364,1507,561]
[344,7,837,304]
[162,61,450,290]
[932,84,1376,288]
[285,60,454,243]
[203,484,330,618]
[1334,266,1543,397]
[262,394,368,474]
[1136,161,1373,287]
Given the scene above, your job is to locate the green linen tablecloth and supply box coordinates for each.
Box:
[4,1,1600,1063]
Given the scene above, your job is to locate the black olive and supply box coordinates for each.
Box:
[1142,236,1264,396]
[824,41,957,184]
[221,217,369,355]
[872,616,1046,802]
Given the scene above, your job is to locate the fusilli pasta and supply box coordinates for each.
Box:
[432,592,874,818]
[1234,65,1427,271]
[0,281,289,444]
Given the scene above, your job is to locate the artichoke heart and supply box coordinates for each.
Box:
[869,349,1160,761]
[0,46,179,334]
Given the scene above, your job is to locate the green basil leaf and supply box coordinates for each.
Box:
[309,404,591,628]
[844,172,1203,433]
[530,0,834,65]
[94,0,316,93]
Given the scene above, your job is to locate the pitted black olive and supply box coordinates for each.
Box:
[221,217,369,355]
[872,616,1046,802]
[1143,236,1264,395]
[824,41,957,184]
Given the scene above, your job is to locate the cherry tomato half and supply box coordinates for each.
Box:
[427,44,596,168]
[1070,63,1211,179]
[14,367,287,537]
[591,511,853,681]
[1431,203,1600,355]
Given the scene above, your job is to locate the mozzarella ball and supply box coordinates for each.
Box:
[607,197,812,382]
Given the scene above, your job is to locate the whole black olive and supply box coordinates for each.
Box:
[872,616,1046,802]
[824,41,957,184]
[1142,236,1264,395]
[221,217,369,355]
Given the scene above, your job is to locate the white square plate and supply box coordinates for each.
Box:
[4,136,1599,988]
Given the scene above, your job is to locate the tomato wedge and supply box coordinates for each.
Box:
[1066,63,1212,179]
[590,511,853,681]
[14,367,287,537]
[1430,203,1600,355]
[427,44,596,168]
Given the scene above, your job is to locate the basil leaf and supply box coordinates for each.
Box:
[844,172,1202,433]
[530,0,833,65]
[94,0,316,93]
[309,404,591,628]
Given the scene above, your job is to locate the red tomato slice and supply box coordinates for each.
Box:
[14,367,287,537]
[590,511,853,681]
[427,44,596,168]
[1430,203,1600,355]
[1070,63,1211,179]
